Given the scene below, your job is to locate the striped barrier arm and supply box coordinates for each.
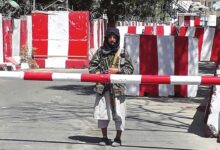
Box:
[0,71,220,85]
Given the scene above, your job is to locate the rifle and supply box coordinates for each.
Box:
[109,49,122,122]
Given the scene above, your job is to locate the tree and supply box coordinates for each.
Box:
[94,0,170,26]
[69,0,93,11]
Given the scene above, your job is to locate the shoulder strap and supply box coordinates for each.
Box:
[112,49,121,68]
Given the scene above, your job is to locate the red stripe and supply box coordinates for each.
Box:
[20,18,27,53]
[194,16,200,26]
[66,59,89,69]
[171,26,176,35]
[140,35,158,96]
[144,26,153,35]
[141,75,170,84]
[68,11,89,59]
[156,26,164,35]
[128,26,136,34]
[3,19,12,59]
[81,74,110,83]
[32,13,48,58]
[210,28,220,63]
[194,27,204,61]
[178,26,188,36]
[90,21,94,48]
[201,76,220,85]
[174,37,188,97]
[24,71,52,81]
[184,16,190,27]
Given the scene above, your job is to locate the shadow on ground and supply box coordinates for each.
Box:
[68,136,196,150]
[68,136,101,144]
[188,104,208,137]
[45,84,95,95]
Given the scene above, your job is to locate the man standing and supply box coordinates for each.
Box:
[89,27,133,147]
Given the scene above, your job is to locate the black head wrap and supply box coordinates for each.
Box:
[102,27,120,54]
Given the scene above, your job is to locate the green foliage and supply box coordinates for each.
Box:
[32,0,171,24]
[94,0,169,24]
[68,0,93,11]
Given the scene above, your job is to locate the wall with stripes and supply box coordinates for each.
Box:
[89,19,106,60]
[117,25,177,49]
[116,21,147,26]
[125,34,199,97]
[0,13,219,99]
[206,66,220,137]
[0,11,90,69]
[178,16,202,27]
[32,11,89,69]
[2,16,32,69]
[179,26,220,63]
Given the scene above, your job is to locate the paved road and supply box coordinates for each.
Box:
[0,62,219,150]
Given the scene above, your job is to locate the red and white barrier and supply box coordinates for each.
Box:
[143,26,154,35]
[178,16,202,27]
[32,11,89,69]
[144,25,177,36]
[117,26,145,48]
[2,17,30,69]
[89,19,106,59]
[0,71,220,85]
[179,26,220,62]
[116,21,147,26]
[206,66,220,137]
[116,25,177,49]
[26,16,32,57]
[125,34,198,97]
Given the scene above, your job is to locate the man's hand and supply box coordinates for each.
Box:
[105,68,119,74]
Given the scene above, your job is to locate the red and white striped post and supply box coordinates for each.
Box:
[0,71,220,85]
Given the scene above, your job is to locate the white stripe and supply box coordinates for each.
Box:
[93,19,98,50]
[0,14,3,63]
[117,26,128,48]
[125,34,140,96]
[52,73,81,81]
[48,11,69,57]
[98,19,102,48]
[188,37,199,97]
[186,27,196,37]
[171,76,201,85]
[0,71,24,79]
[12,19,21,63]
[190,16,195,27]
[164,25,171,35]
[45,57,66,68]
[157,36,174,96]
[201,27,215,61]
[153,24,157,35]
[136,26,144,34]
[27,15,32,56]
[110,75,141,84]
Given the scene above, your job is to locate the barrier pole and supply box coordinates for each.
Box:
[0,71,220,85]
